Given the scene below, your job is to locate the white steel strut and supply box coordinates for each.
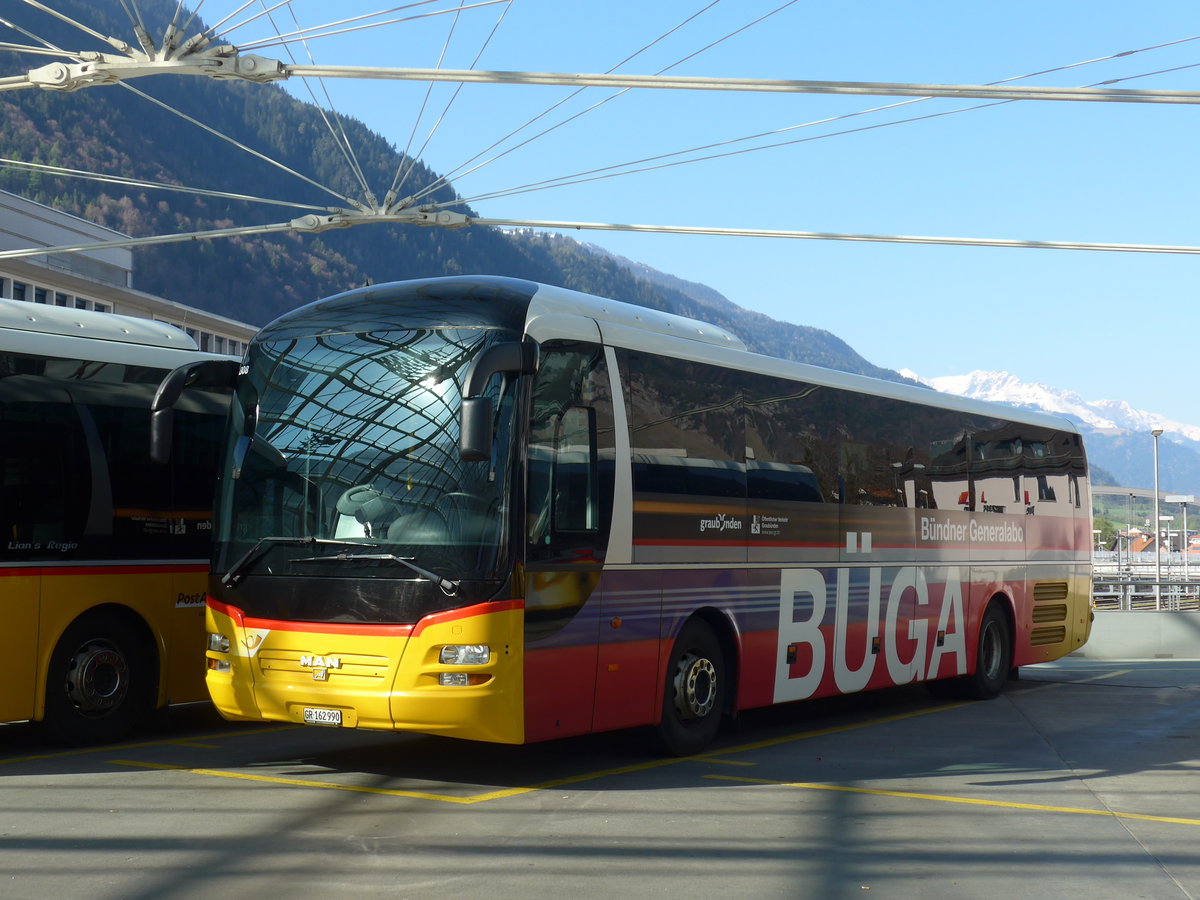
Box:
[4,10,1199,260]
[5,11,1199,105]
[14,53,1200,105]
[3,211,1200,262]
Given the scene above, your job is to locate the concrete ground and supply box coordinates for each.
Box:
[2,658,1199,899]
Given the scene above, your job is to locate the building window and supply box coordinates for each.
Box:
[12,282,26,302]
[35,287,48,304]
[93,303,109,313]
[0,278,9,299]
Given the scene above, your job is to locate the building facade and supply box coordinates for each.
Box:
[0,189,255,355]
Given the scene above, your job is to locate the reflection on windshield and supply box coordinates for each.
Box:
[216,326,517,585]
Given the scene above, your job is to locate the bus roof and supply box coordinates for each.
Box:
[526,280,745,351]
[0,298,199,350]
[255,275,1079,436]
[261,275,745,352]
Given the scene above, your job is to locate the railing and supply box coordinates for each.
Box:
[1093,551,1200,611]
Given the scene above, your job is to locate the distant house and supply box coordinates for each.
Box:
[1124,531,1199,554]
[0,189,254,353]
[1129,533,1157,554]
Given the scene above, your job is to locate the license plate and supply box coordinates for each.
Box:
[303,707,342,727]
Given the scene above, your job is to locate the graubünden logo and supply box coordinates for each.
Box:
[699,514,743,533]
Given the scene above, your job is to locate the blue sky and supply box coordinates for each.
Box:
[39,3,1200,423]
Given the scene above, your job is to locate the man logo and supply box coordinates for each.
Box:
[299,654,342,669]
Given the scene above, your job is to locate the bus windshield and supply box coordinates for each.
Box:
[215,325,519,603]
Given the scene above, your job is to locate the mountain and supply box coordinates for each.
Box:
[0,0,906,386]
[905,369,1200,495]
[582,243,903,379]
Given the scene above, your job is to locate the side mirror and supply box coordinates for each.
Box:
[460,396,494,462]
[150,358,240,464]
[459,340,536,461]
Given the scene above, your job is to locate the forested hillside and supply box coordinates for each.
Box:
[1,0,904,382]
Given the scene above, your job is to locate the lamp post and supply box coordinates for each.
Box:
[1152,427,1163,608]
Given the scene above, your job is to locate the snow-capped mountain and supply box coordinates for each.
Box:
[910,370,1126,432]
[901,369,1200,493]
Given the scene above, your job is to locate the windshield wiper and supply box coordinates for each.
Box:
[292,551,460,596]
[221,537,374,587]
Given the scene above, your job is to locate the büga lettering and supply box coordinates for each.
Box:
[774,566,967,702]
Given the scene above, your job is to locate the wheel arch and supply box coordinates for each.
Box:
[34,603,163,722]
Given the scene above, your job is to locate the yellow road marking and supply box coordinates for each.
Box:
[106,701,966,804]
[111,759,492,804]
[111,755,696,805]
[703,774,1200,827]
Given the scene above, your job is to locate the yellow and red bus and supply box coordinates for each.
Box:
[169,275,1091,754]
[0,298,230,745]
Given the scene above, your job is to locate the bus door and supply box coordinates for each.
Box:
[523,340,618,739]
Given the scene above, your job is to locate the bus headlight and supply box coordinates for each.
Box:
[439,644,490,665]
[207,633,231,653]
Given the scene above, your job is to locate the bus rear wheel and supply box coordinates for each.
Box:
[43,614,151,746]
[654,619,724,756]
[960,604,1012,700]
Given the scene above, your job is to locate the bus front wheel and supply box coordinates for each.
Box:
[43,613,151,746]
[654,619,724,756]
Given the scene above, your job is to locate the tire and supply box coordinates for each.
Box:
[43,613,152,746]
[959,603,1012,700]
[654,619,725,756]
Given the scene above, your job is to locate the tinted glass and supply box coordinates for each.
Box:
[527,341,617,563]
[0,352,224,562]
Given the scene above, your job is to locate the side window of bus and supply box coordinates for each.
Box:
[527,342,615,563]
[0,395,90,557]
[910,409,972,510]
[625,354,745,499]
[84,399,176,558]
[837,393,916,507]
[1022,429,1085,516]
[743,374,834,503]
[966,420,1026,514]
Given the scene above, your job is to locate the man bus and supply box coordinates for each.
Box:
[157,275,1091,754]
